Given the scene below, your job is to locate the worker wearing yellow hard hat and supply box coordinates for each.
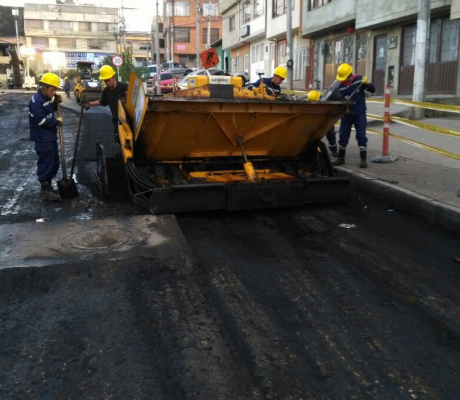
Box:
[81,64,128,142]
[249,65,287,96]
[29,72,64,201]
[333,63,375,168]
[307,90,338,157]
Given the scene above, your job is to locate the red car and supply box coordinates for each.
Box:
[152,72,178,93]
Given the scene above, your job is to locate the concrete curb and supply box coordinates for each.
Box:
[338,167,460,235]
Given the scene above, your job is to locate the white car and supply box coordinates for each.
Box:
[177,68,249,89]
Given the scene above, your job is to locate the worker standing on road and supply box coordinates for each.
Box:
[249,66,287,96]
[64,76,71,97]
[307,90,338,157]
[333,63,375,168]
[81,65,128,141]
[28,72,64,201]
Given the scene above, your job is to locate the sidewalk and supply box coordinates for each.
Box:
[327,99,460,232]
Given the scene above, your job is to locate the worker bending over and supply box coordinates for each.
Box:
[81,65,128,141]
[333,63,375,168]
[28,73,64,201]
[249,66,287,96]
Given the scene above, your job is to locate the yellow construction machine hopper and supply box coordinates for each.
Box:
[97,73,352,214]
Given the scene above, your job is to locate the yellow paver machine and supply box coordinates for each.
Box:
[96,73,352,214]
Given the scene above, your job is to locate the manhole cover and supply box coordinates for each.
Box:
[62,228,133,250]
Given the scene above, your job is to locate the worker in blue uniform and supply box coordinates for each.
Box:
[249,66,287,96]
[332,63,375,168]
[29,72,64,201]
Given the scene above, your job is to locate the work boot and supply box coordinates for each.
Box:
[329,145,338,158]
[40,181,61,202]
[332,147,346,166]
[359,147,367,168]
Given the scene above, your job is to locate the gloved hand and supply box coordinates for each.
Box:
[362,76,369,86]
[54,94,63,103]
[81,100,90,110]
[56,117,64,126]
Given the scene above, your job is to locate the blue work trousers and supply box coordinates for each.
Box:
[338,112,368,148]
[35,141,60,183]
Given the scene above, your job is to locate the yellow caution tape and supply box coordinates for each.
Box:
[366,128,460,160]
[392,99,460,114]
[367,113,384,121]
[390,116,460,138]
[282,89,310,95]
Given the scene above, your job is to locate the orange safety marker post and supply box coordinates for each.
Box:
[372,83,398,163]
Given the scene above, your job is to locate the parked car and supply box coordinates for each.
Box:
[152,72,178,93]
[144,64,162,84]
[177,68,227,89]
[162,62,186,76]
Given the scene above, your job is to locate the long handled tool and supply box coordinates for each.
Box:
[57,102,79,199]
[69,104,84,180]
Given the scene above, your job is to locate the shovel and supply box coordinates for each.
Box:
[57,101,79,199]
[69,104,84,181]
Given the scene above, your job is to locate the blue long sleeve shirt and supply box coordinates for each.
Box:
[339,75,375,116]
[249,78,282,95]
[29,90,59,142]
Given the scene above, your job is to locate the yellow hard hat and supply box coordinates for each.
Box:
[64,76,68,79]
[100,65,115,80]
[336,63,353,81]
[273,66,287,79]
[307,90,321,101]
[40,73,61,88]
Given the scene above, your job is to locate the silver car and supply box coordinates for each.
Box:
[178,68,249,89]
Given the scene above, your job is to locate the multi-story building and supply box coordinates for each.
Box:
[220,0,311,87]
[23,1,118,73]
[163,0,222,68]
[301,0,460,96]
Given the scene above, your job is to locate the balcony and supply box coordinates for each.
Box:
[301,0,356,36]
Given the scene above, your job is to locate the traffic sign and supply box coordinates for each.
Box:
[200,48,219,70]
[112,55,123,67]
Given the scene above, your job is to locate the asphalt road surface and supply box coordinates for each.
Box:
[0,92,459,400]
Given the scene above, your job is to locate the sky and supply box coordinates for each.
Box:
[0,0,159,32]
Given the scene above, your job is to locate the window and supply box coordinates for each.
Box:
[139,43,151,50]
[25,19,43,29]
[174,2,190,16]
[89,39,108,49]
[309,0,332,10]
[236,56,241,71]
[203,28,219,44]
[254,0,264,17]
[357,33,367,60]
[79,22,91,31]
[344,36,353,63]
[31,37,48,47]
[324,41,333,65]
[49,21,72,30]
[334,40,342,64]
[97,22,108,31]
[174,27,190,43]
[243,1,251,24]
[57,37,76,48]
[244,54,249,71]
[402,25,416,66]
[293,48,307,80]
[429,20,441,63]
[441,18,460,62]
[203,3,218,17]
[166,3,173,16]
[230,16,235,32]
[273,0,294,18]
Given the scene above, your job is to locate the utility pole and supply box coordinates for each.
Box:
[12,9,20,58]
[206,1,212,49]
[196,1,201,69]
[170,23,174,61]
[286,0,293,90]
[120,0,127,52]
[413,0,430,118]
[155,2,161,95]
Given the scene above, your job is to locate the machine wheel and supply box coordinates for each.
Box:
[94,140,109,196]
